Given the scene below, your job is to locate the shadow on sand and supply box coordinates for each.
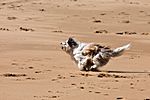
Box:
[98,70,150,74]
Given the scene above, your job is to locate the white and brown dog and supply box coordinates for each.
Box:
[60,37,130,71]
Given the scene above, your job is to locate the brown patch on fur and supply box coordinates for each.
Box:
[82,43,100,56]
[82,43,111,56]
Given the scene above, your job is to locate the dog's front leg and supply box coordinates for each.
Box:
[77,62,85,71]
[74,53,86,71]
[78,56,93,71]
[78,58,91,71]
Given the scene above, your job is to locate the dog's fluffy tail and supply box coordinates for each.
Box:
[111,44,131,57]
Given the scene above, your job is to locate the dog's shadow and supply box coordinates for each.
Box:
[92,69,150,74]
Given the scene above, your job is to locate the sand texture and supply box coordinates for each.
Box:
[0,0,150,100]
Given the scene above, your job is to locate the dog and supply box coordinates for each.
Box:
[60,37,130,71]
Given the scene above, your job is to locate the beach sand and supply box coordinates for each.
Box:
[0,0,150,100]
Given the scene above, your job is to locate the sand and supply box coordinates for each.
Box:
[0,0,150,100]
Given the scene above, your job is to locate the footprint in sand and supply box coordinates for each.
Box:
[2,73,27,77]
[71,83,76,86]
[52,30,63,33]
[39,8,45,12]
[141,32,149,35]
[139,10,144,13]
[28,66,34,69]
[116,97,126,100]
[93,19,102,23]
[95,30,108,34]
[11,62,18,66]
[34,95,59,99]
[79,86,84,90]
[56,5,60,8]
[35,71,42,74]
[70,0,78,1]
[95,91,101,94]
[51,96,59,98]
[7,5,22,10]
[129,2,140,5]
[116,31,137,35]
[70,75,76,77]
[57,76,66,79]
[26,77,36,80]
[51,79,57,81]
[0,3,7,6]
[118,12,130,15]
[103,93,109,96]
[7,17,17,20]
[51,75,66,82]
[100,13,106,16]
[0,28,10,31]
[121,20,130,23]
[19,27,34,32]
[80,73,93,77]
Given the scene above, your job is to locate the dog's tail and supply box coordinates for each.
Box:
[111,44,131,57]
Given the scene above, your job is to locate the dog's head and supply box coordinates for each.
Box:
[60,37,78,53]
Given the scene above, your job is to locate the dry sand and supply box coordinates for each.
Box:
[0,0,150,100]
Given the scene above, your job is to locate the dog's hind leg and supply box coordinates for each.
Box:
[90,53,101,70]
[90,53,105,71]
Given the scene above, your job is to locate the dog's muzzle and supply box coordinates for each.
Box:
[60,42,66,51]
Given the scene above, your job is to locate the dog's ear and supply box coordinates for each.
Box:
[68,37,78,48]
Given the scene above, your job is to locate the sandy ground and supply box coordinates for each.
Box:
[0,0,150,100]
